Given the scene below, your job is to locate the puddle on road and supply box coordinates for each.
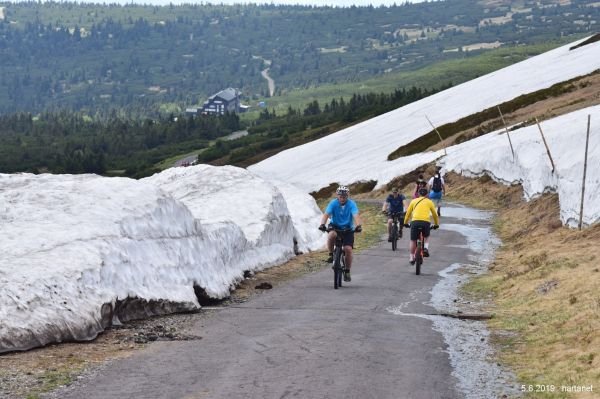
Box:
[442,223,499,264]
[442,204,494,221]
[387,208,520,399]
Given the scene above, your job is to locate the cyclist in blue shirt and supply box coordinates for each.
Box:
[382,187,406,242]
[318,185,362,282]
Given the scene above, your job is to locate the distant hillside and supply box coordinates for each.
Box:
[0,0,598,116]
[1,39,597,178]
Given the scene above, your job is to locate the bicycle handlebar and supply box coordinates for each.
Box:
[404,223,439,229]
[319,225,362,233]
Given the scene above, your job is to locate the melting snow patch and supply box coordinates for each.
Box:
[250,36,600,208]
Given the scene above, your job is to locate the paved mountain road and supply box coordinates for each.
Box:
[51,207,481,399]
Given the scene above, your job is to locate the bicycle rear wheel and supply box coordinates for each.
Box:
[415,240,422,275]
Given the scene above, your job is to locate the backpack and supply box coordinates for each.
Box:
[432,176,442,193]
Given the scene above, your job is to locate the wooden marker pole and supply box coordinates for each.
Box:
[497,106,516,160]
[579,115,591,230]
[535,118,556,173]
[425,115,447,156]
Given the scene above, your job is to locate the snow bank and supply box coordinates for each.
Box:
[262,179,326,254]
[442,105,600,227]
[0,166,324,353]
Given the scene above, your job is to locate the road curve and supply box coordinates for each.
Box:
[261,68,275,97]
[50,206,487,399]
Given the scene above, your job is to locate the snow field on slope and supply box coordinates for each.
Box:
[249,37,600,195]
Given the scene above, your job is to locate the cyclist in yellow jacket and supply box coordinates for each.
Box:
[403,187,440,265]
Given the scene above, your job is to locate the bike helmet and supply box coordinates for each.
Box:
[418,187,428,196]
[336,185,350,196]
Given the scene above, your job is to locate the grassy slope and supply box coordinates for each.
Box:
[445,173,599,399]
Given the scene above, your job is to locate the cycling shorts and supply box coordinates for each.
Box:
[330,228,355,248]
[388,211,405,222]
[410,220,431,241]
[429,191,442,200]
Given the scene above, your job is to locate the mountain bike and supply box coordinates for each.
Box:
[321,226,359,289]
[414,227,425,275]
[407,223,438,275]
[387,211,404,251]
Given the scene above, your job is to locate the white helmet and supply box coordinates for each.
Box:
[336,185,350,195]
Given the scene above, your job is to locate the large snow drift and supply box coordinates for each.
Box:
[249,36,600,225]
[249,37,600,193]
[0,165,325,353]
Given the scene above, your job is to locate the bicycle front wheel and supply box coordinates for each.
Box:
[391,225,398,251]
[333,246,343,289]
[338,253,345,288]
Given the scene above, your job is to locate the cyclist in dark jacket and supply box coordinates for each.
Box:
[382,187,406,242]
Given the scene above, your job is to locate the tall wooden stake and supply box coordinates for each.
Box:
[497,106,516,160]
[579,115,591,230]
[425,115,447,155]
[535,118,556,173]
